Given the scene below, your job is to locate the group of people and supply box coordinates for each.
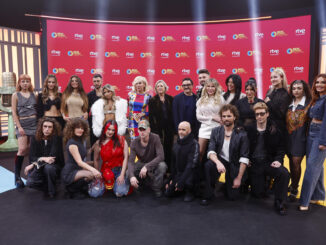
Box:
[10,68,326,215]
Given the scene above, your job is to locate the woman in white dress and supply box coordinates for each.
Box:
[196,78,225,163]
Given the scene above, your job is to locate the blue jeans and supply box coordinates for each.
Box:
[300,123,326,206]
[112,167,130,197]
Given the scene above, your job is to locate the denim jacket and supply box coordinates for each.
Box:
[309,95,326,146]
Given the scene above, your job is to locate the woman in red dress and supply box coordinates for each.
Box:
[94,120,130,197]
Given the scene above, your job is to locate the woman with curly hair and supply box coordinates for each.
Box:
[61,75,88,122]
[127,76,151,139]
[286,80,311,201]
[196,78,225,162]
[12,74,37,188]
[61,118,101,198]
[223,74,245,105]
[94,120,130,197]
[36,74,64,129]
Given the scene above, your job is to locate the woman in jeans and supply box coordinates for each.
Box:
[299,74,326,211]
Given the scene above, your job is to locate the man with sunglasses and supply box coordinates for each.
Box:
[172,78,199,137]
[247,102,290,215]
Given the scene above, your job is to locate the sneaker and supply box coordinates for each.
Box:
[15,178,25,189]
[184,191,195,202]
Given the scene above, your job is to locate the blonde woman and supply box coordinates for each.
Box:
[265,68,291,136]
[12,74,37,188]
[91,84,128,138]
[127,76,151,139]
[196,78,225,162]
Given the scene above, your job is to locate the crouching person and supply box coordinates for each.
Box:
[165,122,199,202]
[127,120,167,198]
[24,117,64,198]
[61,118,102,198]
[201,104,249,205]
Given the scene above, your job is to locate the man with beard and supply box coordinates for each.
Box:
[200,104,249,205]
[196,69,210,100]
[165,121,199,202]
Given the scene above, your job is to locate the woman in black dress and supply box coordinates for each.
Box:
[264,68,291,136]
[148,80,174,172]
[61,118,101,198]
[286,80,311,201]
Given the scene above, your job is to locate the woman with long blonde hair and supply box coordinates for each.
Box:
[196,78,225,163]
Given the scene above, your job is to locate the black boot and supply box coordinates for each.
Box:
[15,155,25,188]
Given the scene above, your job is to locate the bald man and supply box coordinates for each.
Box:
[165,121,199,202]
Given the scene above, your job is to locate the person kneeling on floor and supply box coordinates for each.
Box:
[165,121,199,202]
[127,120,167,198]
[24,117,64,198]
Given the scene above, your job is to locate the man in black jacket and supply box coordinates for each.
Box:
[201,104,249,205]
[24,117,64,198]
[247,102,290,215]
[165,121,199,202]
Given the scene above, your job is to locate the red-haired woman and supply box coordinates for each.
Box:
[94,120,130,197]
[12,74,37,188]
[36,74,64,129]
[299,74,326,211]
[61,75,88,121]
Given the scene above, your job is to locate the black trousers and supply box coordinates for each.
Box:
[165,171,194,197]
[203,159,240,200]
[250,162,290,203]
[27,164,60,195]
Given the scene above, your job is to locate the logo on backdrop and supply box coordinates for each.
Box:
[126,69,140,75]
[90,68,104,74]
[112,69,120,75]
[126,52,135,58]
[287,48,303,54]
[90,34,104,40]
[293,66,304,73]
[217,35,226,41]
[67,51,82,56]
[196,35,210,41]
[74,34,83,40]
[231,51,241,57]
[216,68,226,75]
[270,67,283,72]
[269,49,280,56]
[89,51,98,58]
[254,68,263,74]
[210,51,225,57]
[181,69,191,75]
[161,69,175,75]
[255,33,264,39]
[295,29,306,36]
[146,36,155,42]
[50,50,61,56]
[161,36,175,42]
[51,32,67,38]
[175,52,189,58]
[140,52,153,58]
[52,68,68,74]
[147,69,155,75]
[175,85,182,91]
[196,52,204,58]
[270,30,287,37]
[126,35,140,41]
[232,34,247,39]
[111,36,120,42]
[75,69,84,75]
[105,52,119,58]
[160,53,169,58]
[182,36,191,42]
[247,50,260,56]
[232,68,247,74]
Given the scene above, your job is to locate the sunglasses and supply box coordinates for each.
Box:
[255,112,266,117]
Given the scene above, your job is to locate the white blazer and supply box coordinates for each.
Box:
[91,98,128,137]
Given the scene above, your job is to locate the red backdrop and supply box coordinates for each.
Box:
[47,15,311,98]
